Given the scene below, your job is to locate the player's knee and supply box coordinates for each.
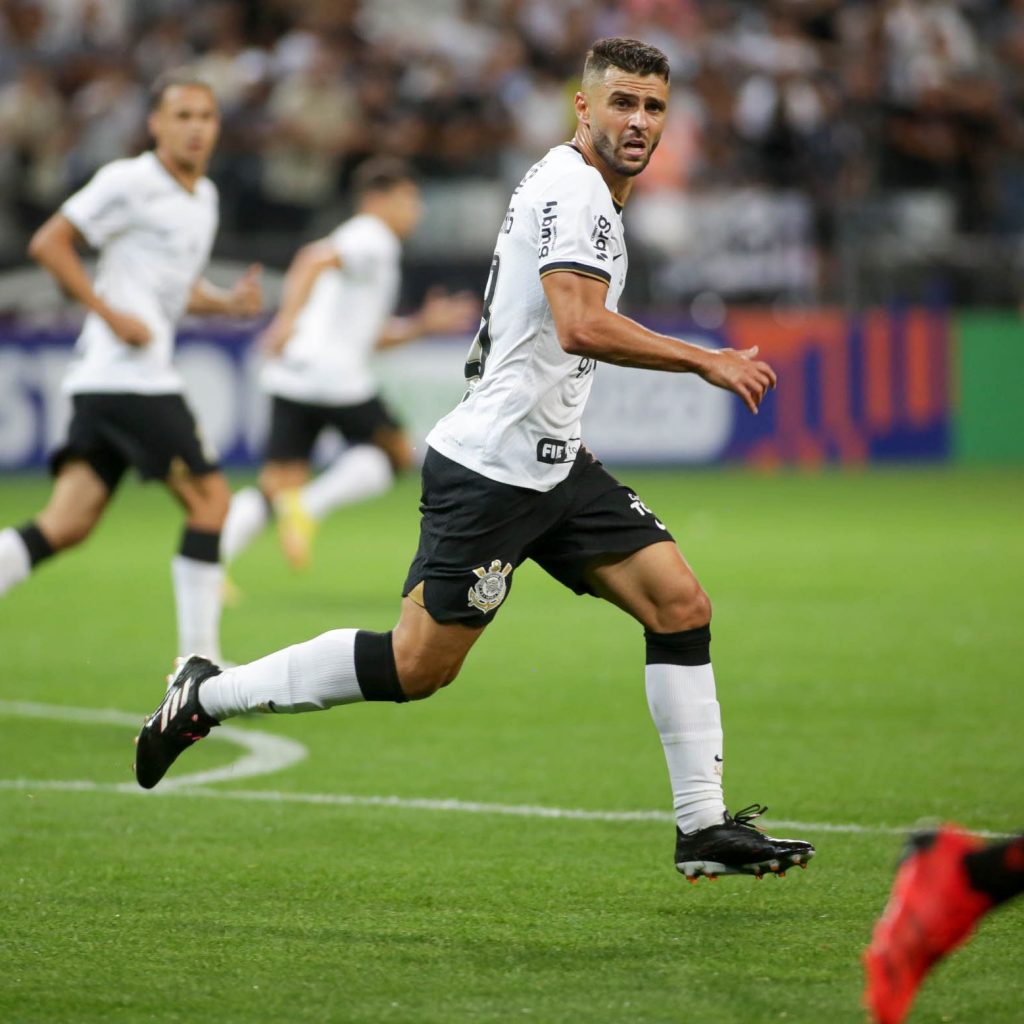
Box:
[649,581,711,633]
[397,660,462,700]
[186,476,231,529]
[47,515,95,550]
[388,448,414,474]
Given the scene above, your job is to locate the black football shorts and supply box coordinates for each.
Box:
[264,394,402,462]
[402,446,675,625]
[50,392,220,492]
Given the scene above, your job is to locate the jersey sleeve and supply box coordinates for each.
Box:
[536,169,618,286]
[330,220,392,281]
[60,161,137,249]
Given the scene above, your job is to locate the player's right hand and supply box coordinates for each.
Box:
[104,308,152,347]
[700,345,777,415]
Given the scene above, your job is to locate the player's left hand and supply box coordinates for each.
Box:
[229,263,263,316]
[417,287,481,336]
[700,345,777,415]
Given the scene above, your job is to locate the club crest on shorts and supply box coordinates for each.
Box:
[467,559,513,613]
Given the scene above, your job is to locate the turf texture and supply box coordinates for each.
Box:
[1,467,1022,1024]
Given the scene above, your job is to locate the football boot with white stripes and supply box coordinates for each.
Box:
[675,804,815,882]
[134,655,221,789]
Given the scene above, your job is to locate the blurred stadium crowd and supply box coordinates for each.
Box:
[3,0,1024,306]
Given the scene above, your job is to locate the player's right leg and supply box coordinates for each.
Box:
[0,459,111,595]
[133,596,486,788]
[584,541,814,881]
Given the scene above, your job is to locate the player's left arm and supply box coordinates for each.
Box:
[188,263,263,316]
[542,270,776,415]
[375,287,481,351]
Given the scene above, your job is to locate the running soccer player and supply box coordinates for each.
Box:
[135,39,815,881]
[221,158,478,573]
[0,69,262,663]
[864,825,1024,1024]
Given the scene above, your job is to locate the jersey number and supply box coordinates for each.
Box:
[464,253,500,384]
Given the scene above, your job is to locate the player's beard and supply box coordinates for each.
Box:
[592,124,658,177]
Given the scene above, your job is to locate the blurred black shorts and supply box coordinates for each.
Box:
[264,394,402,462]
[50,392,220,493]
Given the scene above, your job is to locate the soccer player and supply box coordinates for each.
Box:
[135,38,815,881]
[864,825,1024,1024]
[220,158,479,573]
[0,69,262,664]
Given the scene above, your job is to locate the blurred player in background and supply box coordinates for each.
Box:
[864,824,1024,1024]
[134,38,815,882]
[221,158,478,574]
[0,70,262,664]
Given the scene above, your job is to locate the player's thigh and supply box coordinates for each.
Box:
[258,460,311,497]
[583,541,711,633]
[392,596,488,697]
[36,459,111,548]
[166,469,232,529]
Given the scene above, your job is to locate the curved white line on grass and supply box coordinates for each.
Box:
[0,776,1011,840]
[0,700,307,788]
[0,701,1011,839]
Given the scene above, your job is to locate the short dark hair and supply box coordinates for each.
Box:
[149,68,215,111]
[350,157,418,199]
[582,38,670,86]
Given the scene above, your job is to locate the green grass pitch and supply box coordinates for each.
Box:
[1,466,1022,1024]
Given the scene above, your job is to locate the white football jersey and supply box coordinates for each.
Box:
[426,144,627,491]
[60,151,218,395]
[260,213,401,406]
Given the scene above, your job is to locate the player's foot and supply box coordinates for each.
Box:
[275,489,316,570]
[674,804,815,881]
[863,825,993,1024]
[134,655,221,790]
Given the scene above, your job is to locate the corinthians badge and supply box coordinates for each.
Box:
[467,559,513,613]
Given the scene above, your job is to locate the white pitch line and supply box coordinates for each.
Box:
[0,701,1012,839]
[0,778,1012,839]
[0,699,308,788]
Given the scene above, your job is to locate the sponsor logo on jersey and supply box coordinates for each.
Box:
[468,560,513,613]
[591,214,613,262]
[538,200,558,258]
[536,436,581,464]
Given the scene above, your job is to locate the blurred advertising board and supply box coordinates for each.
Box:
[0,307,950,471]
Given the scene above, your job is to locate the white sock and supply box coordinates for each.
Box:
[198,628,364,718]
[171,555,224,662]
[302,445,393,520]
[0,528,32,595]
[646,662,727,834]
[221,487,270,564]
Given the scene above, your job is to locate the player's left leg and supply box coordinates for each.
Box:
[133,596,488,788]
[166,469,230,662]
[583,541,815,880]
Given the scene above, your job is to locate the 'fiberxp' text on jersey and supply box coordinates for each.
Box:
[60,151,218,396]
[426,144,626,491]
[260,213,401,407]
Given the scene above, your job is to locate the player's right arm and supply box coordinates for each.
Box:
[542,270,776,415]
[28,213,151,346]
[258,239,340,356]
